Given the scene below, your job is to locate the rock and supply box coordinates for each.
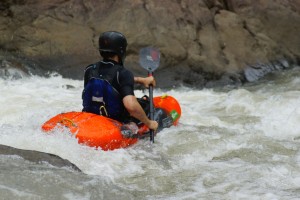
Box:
[0,144,81,172]
[0,59,28,79]
[244,59,291,82]
[0,50,47,79]
[0,0,299,88]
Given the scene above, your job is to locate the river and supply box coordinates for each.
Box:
[1,67,300,199]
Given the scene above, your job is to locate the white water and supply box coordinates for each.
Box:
[1,68,300,199]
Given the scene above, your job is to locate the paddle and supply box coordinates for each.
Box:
[139,47,160,143]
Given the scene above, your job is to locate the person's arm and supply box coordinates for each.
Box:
[123,95,158,130]
[119,69,158,130]
[134,76,156,88]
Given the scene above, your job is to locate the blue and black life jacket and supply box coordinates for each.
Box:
[82,62,125,121]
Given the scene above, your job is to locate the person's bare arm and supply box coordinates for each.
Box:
[134,76,156,88]
[123,95,158,130]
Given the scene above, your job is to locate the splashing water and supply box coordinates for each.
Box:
[1,68,300,199]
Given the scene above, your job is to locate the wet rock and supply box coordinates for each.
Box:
[244,59,291,82]
[0,144,81,172]
[0,50,48,79]
[206,72,244,88]
[0,60,28,79]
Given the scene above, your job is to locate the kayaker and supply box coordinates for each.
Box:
[82,31,158,133]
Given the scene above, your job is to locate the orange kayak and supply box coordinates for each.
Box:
[42,95,181,151]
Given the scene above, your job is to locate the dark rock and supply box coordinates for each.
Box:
[244,58,292,82]
[0,144,81,172]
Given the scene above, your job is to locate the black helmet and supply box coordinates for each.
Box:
[99,31,127,63]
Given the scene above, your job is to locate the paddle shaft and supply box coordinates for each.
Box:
[148,73,154,143]
[139,47,160,143]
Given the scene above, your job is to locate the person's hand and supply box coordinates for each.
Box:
[147,120,158,131]
[143,76,156,88]
[134,76,156,88]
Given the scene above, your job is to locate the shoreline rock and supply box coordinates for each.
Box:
[0,0,299,88]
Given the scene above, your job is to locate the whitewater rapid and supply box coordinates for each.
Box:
[1,68,300,199]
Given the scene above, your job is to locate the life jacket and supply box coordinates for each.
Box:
[82,62,125,121]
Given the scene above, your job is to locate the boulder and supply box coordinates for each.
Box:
[0,144,81,172]
[0,0,299,88]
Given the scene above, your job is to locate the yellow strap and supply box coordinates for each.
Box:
[58,118,77,127]
[100,105,108,116]
[161,94,168,99]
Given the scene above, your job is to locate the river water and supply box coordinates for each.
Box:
[1,67,300,200]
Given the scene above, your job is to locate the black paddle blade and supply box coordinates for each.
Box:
[139,47,160,73]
